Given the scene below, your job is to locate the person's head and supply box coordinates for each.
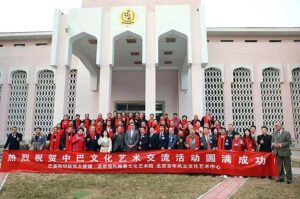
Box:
[196,121,201,127]
[190,129,195,136]
[170,120,174,127]
[203,127,209,135]
[107,112,112,118]
[234,133,240,140]
[79,122,85,128]
[75,114,80,119]
[182,115,187,120]
[228,124,233,132]
[160,115,164,121]
[244,129,251,137]
[141,121,146,127]
[173,113,178,119]
[90,126,96,133]
[63,115,68,120]
[150,113,154,120]
[214,120,220,126]
[140,127,145,135]
[250,125,256,133]
[121,112,126,117]
[106,120,111,126]
[206,111,211,117]
[213,128,218,135]
[150,127,155,134]
[140,113,144,119]
[103,131,108,137]
[194,115,198,120]
[178,130,184,137]
[130,123,135,130]
[85,113,89,119]
[160,125,165,132]
[113,111,117,117]
[56,123,61,129]
[97,121,103,127]
[274,121,283,131]
[53,126,58,133]
[164,113,169,119]
[169,127,174,135]
[91,120,96,126]
[161,120,166,126]
[78,128,84,135]
[35,127,42,135]
[67,126,73,133]
[261,126,268,134]
[128,112,133,118]
[118,120,123,126]
[220,127,226,135]
[11,126,17,133]
[117,126,123,133]
[98,113,103,118]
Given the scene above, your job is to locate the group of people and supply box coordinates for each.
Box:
[3,111,293,183]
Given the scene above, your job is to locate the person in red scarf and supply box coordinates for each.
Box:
[83,114,91,129]
[169,120,178,135]
[96,120,104,135]
[114,113,123,127]
[61,126,74,151]
[213,120,221,131]
[72,114,81,133]
[181,115,189,135]
[231,133,244,152]
[106,112,113,126]
[185,128,200,150]
[194,121,202,136]
[164,113,170,127]
[48,126,61,151]
[105,120,114,138]
[61,115,70,131]
[86,126,100,151]
[153,120,160,134]
[217,127,232,150]
[95,113,104,125]
[243,129,256,151]
[191,115,201,129]
[140,121,149,134]
[201,111,213,129]
[147,113,155,128]
[72,127,86,151]
[171,113,181,128]
[126,112,134,127]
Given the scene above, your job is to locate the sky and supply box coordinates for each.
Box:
[0,0,299,32]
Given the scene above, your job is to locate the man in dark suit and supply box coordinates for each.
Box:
[227,124,237,139]
[200,127,212,150]
[4,126,22,150]
[168,127,177,149]
[112,126,125,152]
[158,125,169,149]
[257,126,272,152]
[138,127,149,151]
[272,121,293,184]
[125,123,139,151]
[148,127,159,150]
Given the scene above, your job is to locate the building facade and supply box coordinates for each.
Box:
[0,0,300,143]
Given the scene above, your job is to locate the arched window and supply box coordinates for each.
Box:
[261,68,283,133]
[205,68,225,125]
[34,70,56,134]
[67,69,78,120]
[7,71,28,134]
[290,68,300,141]
[231,68,254,134]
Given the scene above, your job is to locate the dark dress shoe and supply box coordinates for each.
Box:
[287,181,292,184]
[276,179,284,182]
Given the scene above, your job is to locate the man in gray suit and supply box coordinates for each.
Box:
[113,126,125,152]
[272,121,293,184]
[29,127,46,150]
[125,123,139,152]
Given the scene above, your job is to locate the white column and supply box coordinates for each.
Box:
[0,82,11,143]
[99,65,112,116]
[190,2,205,117]
[53,66,70,124]
[145,3,156,118]
[24,82,37,141]
[252,65,263,131]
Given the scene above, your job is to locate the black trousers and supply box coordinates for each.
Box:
[276,155,292,182]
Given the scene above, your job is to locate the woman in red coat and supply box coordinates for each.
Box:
[72,128,86,151]
[243,129,256,151]
[231,133,244,152]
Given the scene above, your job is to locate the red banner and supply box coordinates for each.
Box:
[0,150,278,176]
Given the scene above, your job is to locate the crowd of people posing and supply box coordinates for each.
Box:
[4,111,273,153]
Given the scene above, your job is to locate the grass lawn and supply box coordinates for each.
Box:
[231,176,300,199]
[0,173,223,199]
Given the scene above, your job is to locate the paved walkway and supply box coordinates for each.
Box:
[197,177,248,199]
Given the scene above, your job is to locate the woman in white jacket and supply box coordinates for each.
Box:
[98,131,112,153]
